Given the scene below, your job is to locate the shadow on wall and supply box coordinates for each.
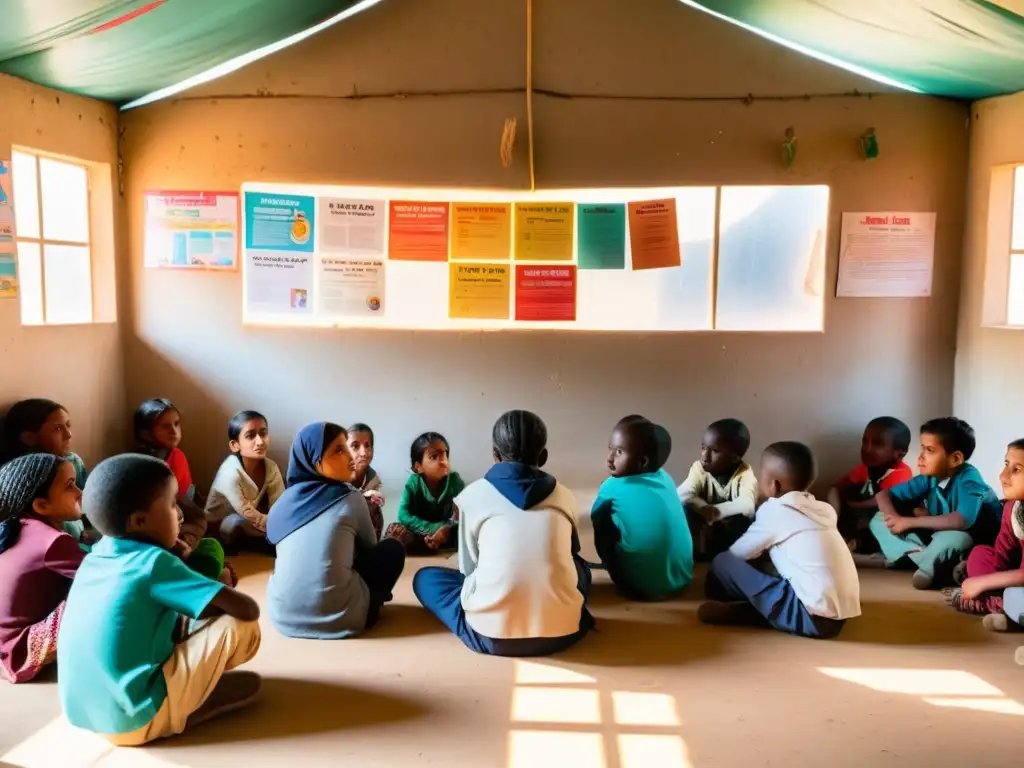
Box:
[126,340,234,489]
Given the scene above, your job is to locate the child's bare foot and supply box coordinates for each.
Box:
[911,570,933,590]
[1016,646,1024,666]
[851,553,887,569]
[983,613,1010,632]
[186,671,262,729]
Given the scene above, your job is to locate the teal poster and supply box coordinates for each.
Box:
[577,203,626,269]
[244,191,316,253]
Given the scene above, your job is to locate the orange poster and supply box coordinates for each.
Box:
[628,198,681,270]
[388,201,450,261]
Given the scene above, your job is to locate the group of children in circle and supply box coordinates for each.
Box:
[0,395,1022,748]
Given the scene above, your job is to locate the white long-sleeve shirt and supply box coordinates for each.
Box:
[676,461,757,519]
[730,491,861,620]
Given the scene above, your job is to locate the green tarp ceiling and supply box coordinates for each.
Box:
[0,0,1022,106]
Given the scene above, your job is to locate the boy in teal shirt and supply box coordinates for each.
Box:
[867,417,1001,590]
[58,454,262,746]
[591,416,693,600]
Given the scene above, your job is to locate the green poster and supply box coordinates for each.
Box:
[577,203,626,270]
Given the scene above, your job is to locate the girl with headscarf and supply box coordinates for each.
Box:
[0,454,85,682]
[266,422,406,638]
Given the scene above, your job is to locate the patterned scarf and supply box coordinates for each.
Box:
[1012,500,1024,541]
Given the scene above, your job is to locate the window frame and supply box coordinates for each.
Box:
[1009,166,1024,325]
[12,147,95,326]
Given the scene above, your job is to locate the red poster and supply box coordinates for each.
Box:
[388,201,450,261]
[515,264,576,321]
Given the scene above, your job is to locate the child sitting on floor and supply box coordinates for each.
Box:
[866,417,1001,590]
[206,411,284,555]
[0,455,85,683]
[58,454,261,746]
[827,417,914,552]
[386,432,465,553]
[348,423,385,541]
[677,418,757,561]
[699,441,861,639]
[1,398,92,546]
[414,410,594,656]
[591,415,693,600]
[266,422,406,639]
[947,438,1024,631]
[135,398,227,582]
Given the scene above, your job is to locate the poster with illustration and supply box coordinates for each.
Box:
[144,191,239,269]
[244,191,316,252]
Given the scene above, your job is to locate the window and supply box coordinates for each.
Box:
[1008,167,1024,325]
[12,149,93,325]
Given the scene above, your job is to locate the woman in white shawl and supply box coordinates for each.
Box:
[206,411,284,555]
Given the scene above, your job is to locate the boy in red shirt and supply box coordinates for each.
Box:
[827,417,914,552]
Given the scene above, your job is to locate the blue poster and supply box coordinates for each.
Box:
[244,191,316,253]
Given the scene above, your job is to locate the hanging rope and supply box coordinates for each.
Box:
[500,117,517,169]
[525,0,536,191]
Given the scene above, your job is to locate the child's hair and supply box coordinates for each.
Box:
[617,415,672,471]
[0,398,65,461]
[1009,438,1024,452]
[348,422,374,446]
[133,398,178,444]
[707,418,751,457]
[82,454,175,537]
[762,441,816,491]
[410,432,449,468]
[228,410,268,441]
[920,417,976,460]
[867,416,911,453]
[322,423,346,454]
[493,410,547,465]
[0,454,66,552]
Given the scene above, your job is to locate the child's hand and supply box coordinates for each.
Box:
[701,506,722,523]
[886,516,909,535]
[364,490,384,510]
[174,539,193,560]
[426,526,450,550]
[960,577,984,600]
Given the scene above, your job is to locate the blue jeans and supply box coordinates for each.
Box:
[1004,586,1024,627]
[413,556,594,656]
[706,551,845,640]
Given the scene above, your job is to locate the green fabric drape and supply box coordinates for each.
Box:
[0,0,364,103]
[686,0,1024,99]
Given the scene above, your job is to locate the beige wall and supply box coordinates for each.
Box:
[0,74,125,466]
[120,0,969,503]
[954,91,1024,489]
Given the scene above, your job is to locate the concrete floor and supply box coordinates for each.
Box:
[2,556,1022,768]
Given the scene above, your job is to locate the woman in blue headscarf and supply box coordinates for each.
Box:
[266,422,406,638]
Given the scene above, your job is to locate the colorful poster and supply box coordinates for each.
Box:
[144,191,239,269]
[514,203,575,261]
[388,201,449,261]
[0,160,17,299]
[319,257,385,317]
[244,192,315,253]
[628,198,681,270]
[836,212,936,297]
[318,198,386,256]
[577,203,626,270]
[245,250,314,315]
[515,265,577,321]
[0,159,13,245]
[449,262,511,319]
[451,203,512,260]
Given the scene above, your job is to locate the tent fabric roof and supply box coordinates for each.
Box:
[0,0,1022,105]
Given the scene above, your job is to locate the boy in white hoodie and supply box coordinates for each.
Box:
[698,441,861,639]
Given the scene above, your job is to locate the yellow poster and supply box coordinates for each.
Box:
[451,203,512,261]
[514,203,575,261]
[449,262,511,319]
